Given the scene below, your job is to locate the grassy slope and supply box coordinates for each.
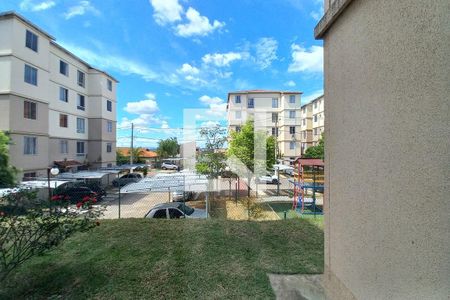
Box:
[0,219,323,299]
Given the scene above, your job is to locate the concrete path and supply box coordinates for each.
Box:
[269,274,326,300]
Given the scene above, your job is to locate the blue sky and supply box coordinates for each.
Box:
[1,0,324,147]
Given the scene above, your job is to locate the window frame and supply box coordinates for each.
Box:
[60,140,68,154]
[272,98,279,108]
[107,121,113,133]
[24,64,38,86]
[76,141,85,155]
[289,141,296,150]
[235,95,241,104]
[60,60,69,76]
[25,30,38,52]
[289,110,296,119]
[77,94,85,111]
[247,98,254,108]
[106,142,112,153]
[107,100,112,112]
[59,114,68,128]
[24,100,37,120]
[77,70,85,87]
[59,87,69,102]
[107,79,112,91]
[24,136,37,155]
[289,126,296,134]
[76,118,85,133]
[289,95,296,103]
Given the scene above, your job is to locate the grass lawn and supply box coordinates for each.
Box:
[0,219,323,299]
[267,202,324,227]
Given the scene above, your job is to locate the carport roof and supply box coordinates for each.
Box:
[120,173,208,193]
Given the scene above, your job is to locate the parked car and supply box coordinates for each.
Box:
[161,162,179,170]
[144,202,207,219]
[112,173,143,187]
[172,190,196,202]
[256,173,279,184]
[53,183,103,203]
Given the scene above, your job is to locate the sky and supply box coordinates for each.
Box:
[1,0,324,148]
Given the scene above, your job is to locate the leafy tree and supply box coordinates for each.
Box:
[196,125,227,179]
[303,134,324,160]
[156,138,179,159]
[0,131,17,188]
[228,120,276,195]
[116,150,128,165]
[130,147,145,164]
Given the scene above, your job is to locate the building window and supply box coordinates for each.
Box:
[24,101,37,120]
[24,64,37,85]
[235,95,241,103]
[60,140,68,154]
[77,70,85,87]
[235,126,241,132]
[314,128,318,136]
[77,94,85,110]
[24,136,37,155]
[272,98,279,108]
[107,79,112,91]
[272,112,278,123]
[59,87,68,102]
[107,121,113,133]
[59,114,68,128]
[25,30,38,52]
[235,111,241,119]
[303,131,306,139]
[272,127,278,136]
[314,115,318,122]
[289,95,295,103]
[289,110,296,119]
[247,98,254,108]
[314,101,317,108]
[77,118,85,133]
[107,100,112,112]
[76,141,85,155]
[23,172,36,181]
[289,141,295,150]
[60,60,68,76]
[106,143,112,153]
[289,126,295,134]
[302,119,306,126]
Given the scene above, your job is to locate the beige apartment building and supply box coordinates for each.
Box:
[315,0,448,299]
[0,12,117,179]
[299,94,324,154]
[227,90,302,163]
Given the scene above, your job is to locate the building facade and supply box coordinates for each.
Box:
[315,0,448,299]
[311,95,324,146]
[227,90,302,163]
[0,12,117,179]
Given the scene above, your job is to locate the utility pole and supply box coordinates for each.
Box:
[130,123,134,167]
[275,115,279,162]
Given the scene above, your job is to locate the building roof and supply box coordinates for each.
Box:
[294,158,325,167]
[228,89,302,95]
[117,147,158,158]
[0,11,118,82]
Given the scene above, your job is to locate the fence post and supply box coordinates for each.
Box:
[118,187,121,219]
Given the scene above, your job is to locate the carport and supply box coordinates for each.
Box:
[57,171,119,187]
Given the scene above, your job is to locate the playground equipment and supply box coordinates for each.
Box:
[290,158,324,215]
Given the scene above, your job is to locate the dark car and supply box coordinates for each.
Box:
[53,182,103,203]
[72,181,106,197]
[112,173,143,187]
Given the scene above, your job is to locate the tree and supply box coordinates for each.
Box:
[228,120,276,195]
[130,147,145,164]
[0,131,17,188]
[196,125,227,179]
[156,138,179,159]
[116,150,128,165]
[303,134,324,160]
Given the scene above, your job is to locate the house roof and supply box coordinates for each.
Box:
[117,147,158,158]
[294,158,324,167]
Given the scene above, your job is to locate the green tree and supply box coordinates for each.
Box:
[156,138,179,159]
[303,134,324,160]
[228,120,276,195]
[0,131,17,188]
[116,150,128,165]
[196,125,227,179]
[131,147,145,164]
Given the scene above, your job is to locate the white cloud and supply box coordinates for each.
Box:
[175,7,225,37]
[200,120,220,128]
[302,89,324,104]
[124,99,159,115]
[288,44,323,73]
[177,63,200,75]
[149,0,183,25]
[20,0,55,11]
[284,80,296,87]
[145,93,156,99]
[199,95,223,105]
[202,52,246,67]
[254,37,278,69]
[310,11,321,21]
[64,1,100,20]
[161,121,170,129]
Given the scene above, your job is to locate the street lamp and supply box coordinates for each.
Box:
[47,166,60,200]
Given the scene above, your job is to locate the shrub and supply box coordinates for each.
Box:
[0,189,104,281]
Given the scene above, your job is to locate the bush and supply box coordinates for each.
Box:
[0,189,104,281]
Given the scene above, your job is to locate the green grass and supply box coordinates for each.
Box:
[268,203,324,227]
[0,219,324,299]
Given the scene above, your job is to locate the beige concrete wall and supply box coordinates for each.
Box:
[321,0,450,299]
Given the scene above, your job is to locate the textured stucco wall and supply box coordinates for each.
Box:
[322,0,450,299]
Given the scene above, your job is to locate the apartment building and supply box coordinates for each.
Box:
[0,12,117,179]
[311,95,324,145]
[299,102,313,154]
[227,90,302,163]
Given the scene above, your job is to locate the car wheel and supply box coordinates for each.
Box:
[162,167,166,170]
[272,179,278,184]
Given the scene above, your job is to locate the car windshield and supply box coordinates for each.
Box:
[177,203,194,216]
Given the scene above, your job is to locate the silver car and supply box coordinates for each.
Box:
[144,202,207,219]
[112,173,142,187]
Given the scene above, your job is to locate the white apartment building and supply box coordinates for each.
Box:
[311,95,324,145]
[227,90,302,164]
[300,102,313,155]
[0,12,117,179]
